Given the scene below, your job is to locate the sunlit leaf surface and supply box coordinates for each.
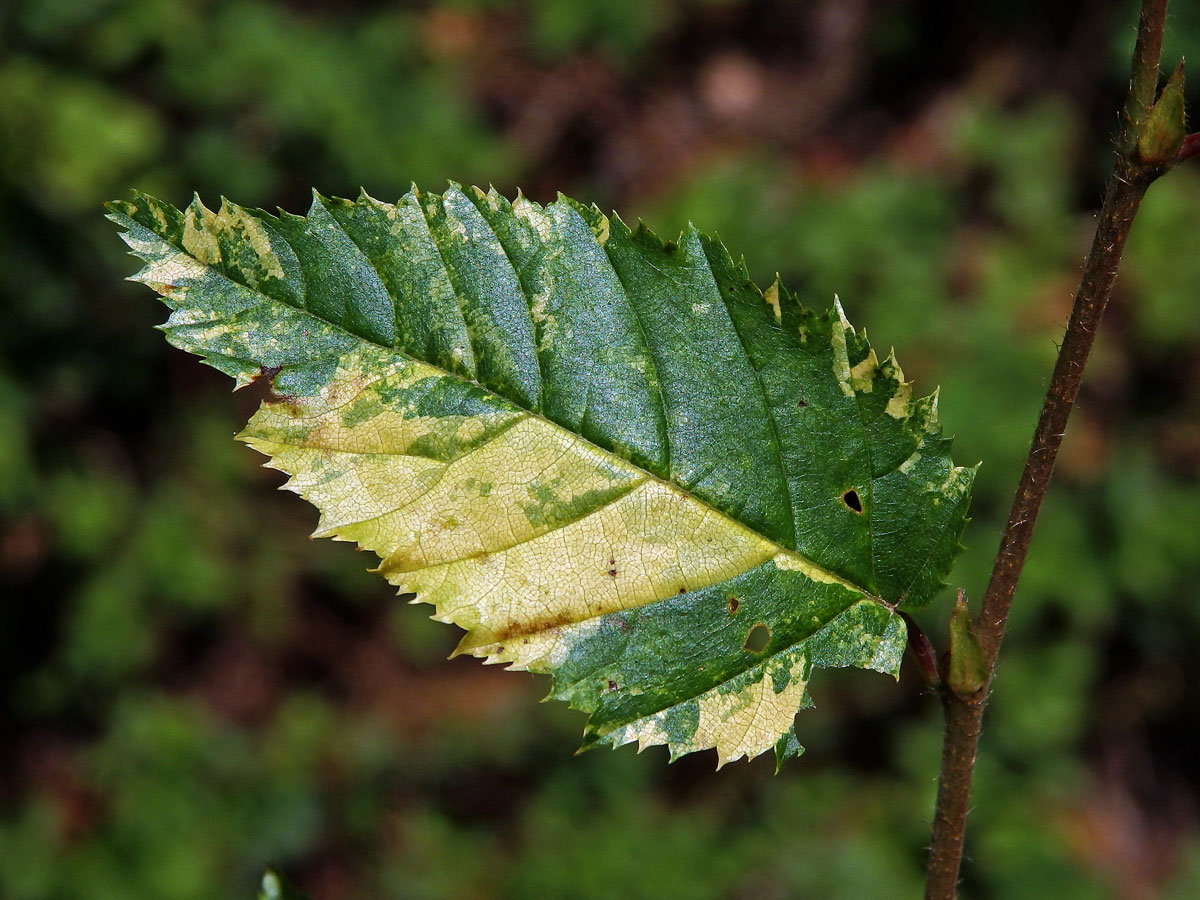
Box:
[108,185,974,767]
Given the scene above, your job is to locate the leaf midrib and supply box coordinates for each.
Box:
[251,360,877,609]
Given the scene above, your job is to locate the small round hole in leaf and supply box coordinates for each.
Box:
[727,596,740,615]
[842,489,863,513]
[743,623,770,653]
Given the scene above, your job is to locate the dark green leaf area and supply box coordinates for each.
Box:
[691,258,973,610]
[465,190,670,479]
[269,197,399,349]
[872,441,974,606]
[540,563,894,746]
[567,201,797,549]
[696,247,879,593]
[316,191,476,379]
[413,186,545,408]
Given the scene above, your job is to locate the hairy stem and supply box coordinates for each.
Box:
[924,2,1174,897]
[973,157,1157,666]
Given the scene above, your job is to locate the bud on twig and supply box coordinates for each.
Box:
[1138,61,1187,164]
[947,589,987,696]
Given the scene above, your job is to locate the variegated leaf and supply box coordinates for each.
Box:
[107,185,975,768]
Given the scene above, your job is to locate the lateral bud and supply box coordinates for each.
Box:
[947,589,987,696]
[1138,61,1187,165]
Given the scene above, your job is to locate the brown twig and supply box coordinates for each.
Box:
[923,2,1176,897]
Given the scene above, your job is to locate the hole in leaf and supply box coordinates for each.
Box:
[727,596,740,615]
[842,489,863,513]
[607,680,618,691]
[797,398,808,408]
[743,623,770,653]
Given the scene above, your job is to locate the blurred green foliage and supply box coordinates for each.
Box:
[2,1,1200,899]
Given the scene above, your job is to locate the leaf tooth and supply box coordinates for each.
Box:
[185,190,207,215]
[926,385,942,428]
[309,187,339,209]
[273,204,307,228]
[833,294,851,329]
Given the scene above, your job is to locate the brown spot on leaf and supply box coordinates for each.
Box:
[727,596,740,614]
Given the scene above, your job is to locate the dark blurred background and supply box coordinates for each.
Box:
[2,1,1200,897]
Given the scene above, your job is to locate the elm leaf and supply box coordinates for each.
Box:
[107,185,975,767]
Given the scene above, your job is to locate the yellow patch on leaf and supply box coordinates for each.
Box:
[240,355,857,667]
